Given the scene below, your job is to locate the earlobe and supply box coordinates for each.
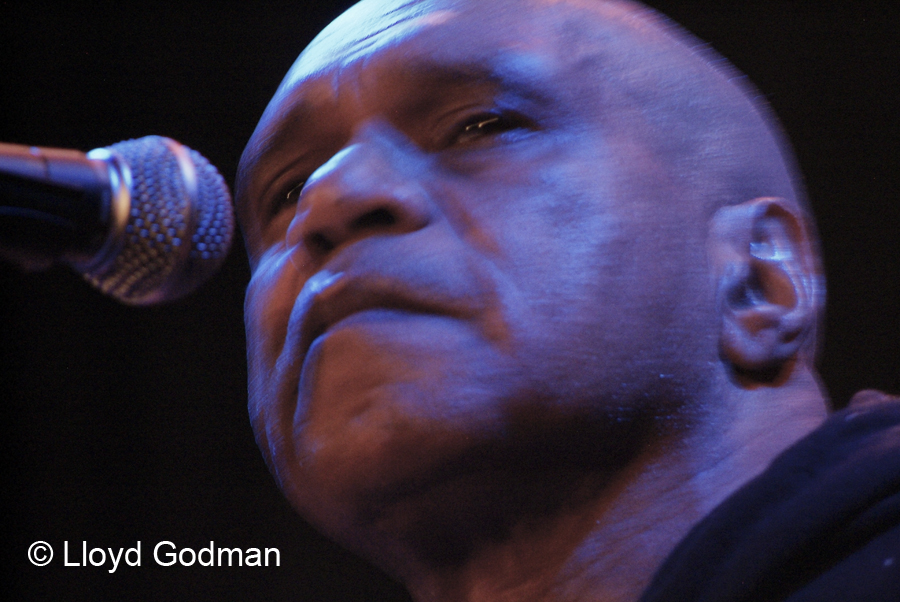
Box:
[709,198,822,379]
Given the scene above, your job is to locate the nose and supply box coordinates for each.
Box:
[286,123,434,260]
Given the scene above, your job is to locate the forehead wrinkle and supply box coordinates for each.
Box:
[335,8,458,63]
[279,0,653,119]
[279,1,460,96]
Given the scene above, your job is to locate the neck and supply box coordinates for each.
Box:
[398,367,828,602]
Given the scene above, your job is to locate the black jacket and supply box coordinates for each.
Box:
[642,390,900,602]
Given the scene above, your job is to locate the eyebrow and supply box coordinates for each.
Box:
[402,54,557,107]
[236,101,318,217]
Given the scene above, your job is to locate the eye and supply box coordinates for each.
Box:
[449,111,529,146]
[270,180,306,218]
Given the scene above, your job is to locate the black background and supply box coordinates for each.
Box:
[1,1,897,600]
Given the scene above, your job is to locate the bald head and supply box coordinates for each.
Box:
[236,0,826,594]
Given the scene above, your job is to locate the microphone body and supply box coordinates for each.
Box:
[0,136,233,305]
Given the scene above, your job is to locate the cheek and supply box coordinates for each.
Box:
[451,136,621,270]
[245,249,306,370]
[447,150,688,402]
[244,248,307,463]
[473,166,623,332]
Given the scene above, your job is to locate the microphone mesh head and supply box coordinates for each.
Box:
[82,136,234,305]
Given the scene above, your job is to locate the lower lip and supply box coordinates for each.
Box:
[314,308,441,343]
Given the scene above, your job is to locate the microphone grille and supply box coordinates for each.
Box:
[82,136,234,305]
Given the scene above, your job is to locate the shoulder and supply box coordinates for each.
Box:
[641,389,900,602]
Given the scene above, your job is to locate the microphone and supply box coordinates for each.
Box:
[0,136,234,305]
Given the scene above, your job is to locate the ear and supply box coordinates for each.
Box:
[708,197,823,378]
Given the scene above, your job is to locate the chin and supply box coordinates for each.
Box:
[285,315,508,468]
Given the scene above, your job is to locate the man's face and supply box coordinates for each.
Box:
[237,0,714,541]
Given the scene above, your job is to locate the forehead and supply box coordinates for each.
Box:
[276,3,556,115]
[267,1,580,122]
[236,0,722,247]
[261,0,705,137]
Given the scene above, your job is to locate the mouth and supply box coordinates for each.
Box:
[296,270,469,357]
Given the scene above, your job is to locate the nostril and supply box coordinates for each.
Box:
[303,206,414,258]
[351,207,397,230]
[306,232,335,255]
[303,208,399,257]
